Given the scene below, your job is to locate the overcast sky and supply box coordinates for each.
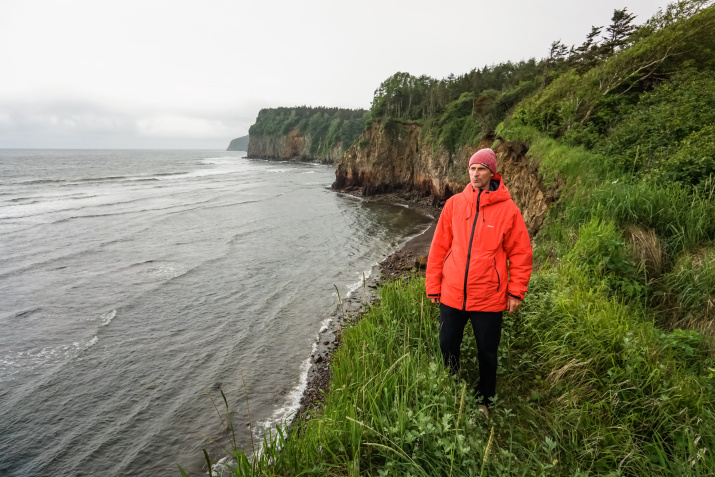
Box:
[1,0,672,149]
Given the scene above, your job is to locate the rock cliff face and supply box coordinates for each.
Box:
[247,129,343,165]
[333,121,560,235]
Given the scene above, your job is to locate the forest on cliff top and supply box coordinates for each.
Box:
[248,106,368,156]
[191,2,715,475]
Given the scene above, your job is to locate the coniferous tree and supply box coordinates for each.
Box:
[565,26,604,72]
[603,8,638,56]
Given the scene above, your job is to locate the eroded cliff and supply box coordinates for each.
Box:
[247,128,343,165]
[333,121,560,235]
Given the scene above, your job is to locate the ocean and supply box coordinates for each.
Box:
[0,149,432,476]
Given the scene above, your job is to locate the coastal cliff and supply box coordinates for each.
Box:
[333,121,559,235]
[246,106,367,165]
[247,128,344,165]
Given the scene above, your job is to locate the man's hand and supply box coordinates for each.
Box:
[429,297,440,304]
[507,296,522,314]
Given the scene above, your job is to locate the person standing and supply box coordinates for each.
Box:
[425,148,533,417]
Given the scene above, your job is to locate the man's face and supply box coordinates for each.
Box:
[468,163,494,191]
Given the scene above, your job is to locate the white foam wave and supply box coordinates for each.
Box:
[318,316,332,334]
[145,263,188,281]
[100,310,117,327]
[337,192,363,201]
[345,268,374,298]
[0,335,99,382]
[399,221,433,246]
[83,336,99,350]
[255,315,332,442]
[199,156,241,165]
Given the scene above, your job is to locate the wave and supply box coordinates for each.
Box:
[9,198,40,204]
[71,175,128,183]
[14,307,43,318]
[100,310,117,327]
[0,333,99,384]
[153,172,189,177]
[256,316,329,437]
[83,335,99,350]
[200,156,243,164]
[398,220,434,244]
[17,179,66,185]
[345,267,374,298]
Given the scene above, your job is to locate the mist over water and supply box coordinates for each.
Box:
[0,149,431,476]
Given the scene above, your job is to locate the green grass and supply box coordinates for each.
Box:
[185,273,714,476]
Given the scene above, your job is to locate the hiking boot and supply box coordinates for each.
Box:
[478,405,489,419]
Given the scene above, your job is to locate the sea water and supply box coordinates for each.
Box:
[0,149,432,476]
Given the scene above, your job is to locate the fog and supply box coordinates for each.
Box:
[0,0,672,149]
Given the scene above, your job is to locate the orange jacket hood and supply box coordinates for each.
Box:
[425,175,533,311]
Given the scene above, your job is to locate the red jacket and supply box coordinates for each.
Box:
[426,175,533,311]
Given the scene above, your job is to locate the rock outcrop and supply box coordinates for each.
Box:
[333,121,560,235]
[247,129,344,165]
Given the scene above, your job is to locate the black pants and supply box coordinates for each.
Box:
[439,303,503,406]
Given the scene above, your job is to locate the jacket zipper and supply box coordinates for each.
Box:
[462,190,482,310]
[494,257,500,291]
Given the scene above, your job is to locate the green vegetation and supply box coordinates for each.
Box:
[248,107,368,155]
[186,2,715,475]
[187,277,714,476]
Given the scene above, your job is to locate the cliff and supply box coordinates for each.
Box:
[246,106,367,165]
[246,128,343,165]
[227,135,249,151]
[332,121,560,235]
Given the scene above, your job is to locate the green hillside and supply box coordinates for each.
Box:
[186,2,715,475]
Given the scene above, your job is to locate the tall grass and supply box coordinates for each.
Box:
[183,275,715,476]
[660,246,715,334]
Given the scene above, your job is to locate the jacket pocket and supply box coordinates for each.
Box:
[443,250,452,266]
[493,257,500,291]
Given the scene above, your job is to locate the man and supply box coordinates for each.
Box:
[425,148,532,417]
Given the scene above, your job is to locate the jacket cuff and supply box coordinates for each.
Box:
[507,292,523,300]
[427,293,441,298]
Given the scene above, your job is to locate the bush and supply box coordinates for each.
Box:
[647,125,715,190]
[566,217,645,298]
[599,69,715,177]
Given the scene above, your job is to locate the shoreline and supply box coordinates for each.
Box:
[293,190,440,423]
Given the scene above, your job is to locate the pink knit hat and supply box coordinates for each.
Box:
[468,148,497,173]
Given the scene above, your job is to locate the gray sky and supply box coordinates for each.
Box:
[1,0,672,149]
